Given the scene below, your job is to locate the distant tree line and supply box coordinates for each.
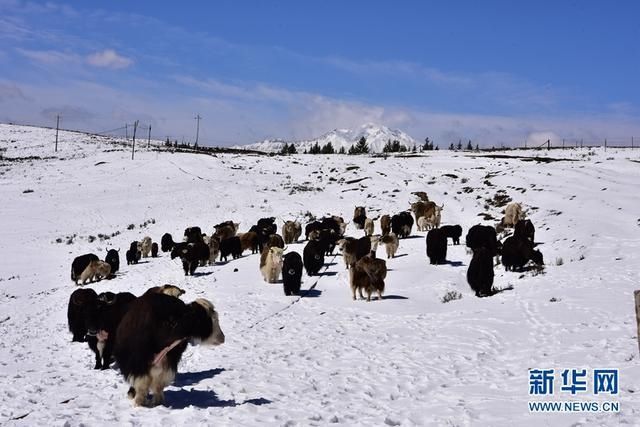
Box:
[448,139,480,151]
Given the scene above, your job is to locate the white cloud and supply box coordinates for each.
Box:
[86,49,133,70]
[15,48,79,64]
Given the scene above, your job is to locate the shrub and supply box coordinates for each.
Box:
[441,290,463,303]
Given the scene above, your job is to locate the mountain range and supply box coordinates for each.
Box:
[235,123,418,153]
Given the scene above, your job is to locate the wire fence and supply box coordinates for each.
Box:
[2,119,638,154]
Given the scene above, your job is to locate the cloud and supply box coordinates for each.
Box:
[323,56,473,87]
[16,48,79,64]
[41,105,94,122]
[86,49,133,69]
[0,82,29,102]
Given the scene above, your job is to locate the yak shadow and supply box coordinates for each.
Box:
[381,295,409,300]
[191,271,214,277]
[174,368,225,387]
[319,271,338,277]
[392,253,409,259]
[324,262,338,267]
[445,261,465,267]
[300,288,322,298]
[401,235,423,240]
[165,388,271,410]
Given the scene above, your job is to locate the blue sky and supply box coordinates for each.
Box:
[1,0,639,146]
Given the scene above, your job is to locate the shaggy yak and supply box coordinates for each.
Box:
[282,251,303,296]
[114,293,225,407]
[67,288,98,342]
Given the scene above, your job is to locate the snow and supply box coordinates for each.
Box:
[1,123,639,425]
[236,123,417,153]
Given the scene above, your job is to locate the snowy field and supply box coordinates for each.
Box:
[1,123,639,426]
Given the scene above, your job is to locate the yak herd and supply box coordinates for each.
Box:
[66,192,543,406]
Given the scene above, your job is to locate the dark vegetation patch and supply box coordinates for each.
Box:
[485,190,512,208]
[345,177,370,185]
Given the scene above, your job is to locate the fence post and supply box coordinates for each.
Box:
[562,138,565,150]
[635,290,640,355]
[54,115,60,152]
[581,139,583,149]
[605,139,607,151]
[131,120,138,160]
[547,139,550,150]
[147,125,151,149]
[633,136,634,149]
[125,123,128,140]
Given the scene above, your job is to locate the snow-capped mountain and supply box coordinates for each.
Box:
[236,123,417,153]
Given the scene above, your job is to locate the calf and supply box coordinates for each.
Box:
[260,246,284,283]
[114,293,224,407]
[282,220,302,244]
[379,233,399,258]
[364,218,374,236]
[151,242,159,258]
[440,225,463,245]
[426,228,447,265]
[71,253,99,284]
[161,233,175,252]
[85,291,137,370]
[67,288,98,342]
[303,239,325,276]
[411,201,436,225]
[104,249,120,275]
[353,206,367,230]
[126,241,141,265]
[417,216,429,232]
[219,236,242,262]
[79,260,111,285]
[282,252,303,296]
[467,247,495,297]
[140,236,153,258]
[501,236,543,271]
[206,235,220,264]
[380,214,391,236]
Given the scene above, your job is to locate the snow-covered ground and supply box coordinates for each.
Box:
[1,123,639,426]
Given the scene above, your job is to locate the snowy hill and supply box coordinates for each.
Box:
[1,123,639,425]
[237,123,418,153]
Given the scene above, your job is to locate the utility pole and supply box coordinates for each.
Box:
[194,114,201,145]
[55,115,60,152]
[131,120,138,160]
[147,125,151,149]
